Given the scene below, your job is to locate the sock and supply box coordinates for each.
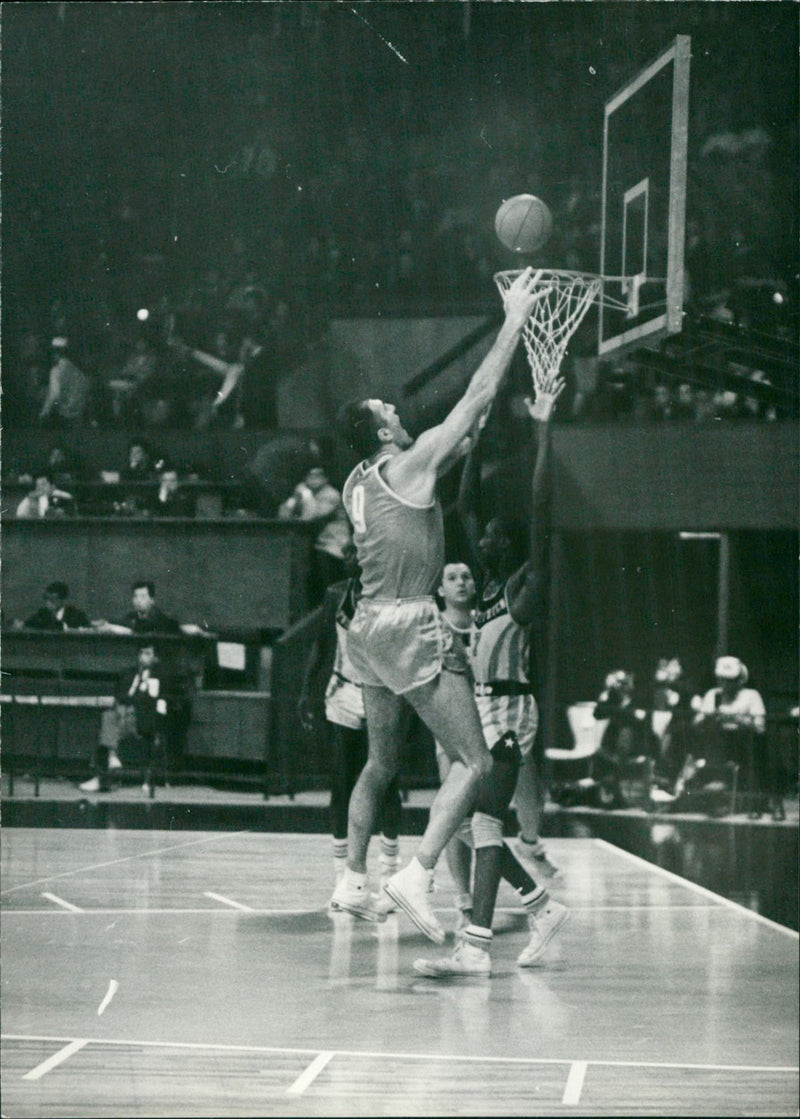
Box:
[379,835,399,877]
[332,838,348,881]
[463,924,492,952]
[519,835,545,856]
[344,867,367,889]
[519,885,547,914]
[415,852,436,872]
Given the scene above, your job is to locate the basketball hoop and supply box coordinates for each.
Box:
[494,269,602,389]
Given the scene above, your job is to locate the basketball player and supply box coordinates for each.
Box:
[297,543,402,892]
[331,267,549,943]
[435,562,478,930]
[415,372,568,976]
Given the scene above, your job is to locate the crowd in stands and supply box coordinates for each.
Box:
[10,432,349,529]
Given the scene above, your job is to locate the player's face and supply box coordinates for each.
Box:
[439,563,475,607]
[368,399,412,449]
[478,519,511,572]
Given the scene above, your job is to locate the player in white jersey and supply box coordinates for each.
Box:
[298,544,401,892]
[415,373,568,977]
[329,268,550,944]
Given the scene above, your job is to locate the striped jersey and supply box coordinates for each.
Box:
[343,455,444,600]
[470,580,531,686]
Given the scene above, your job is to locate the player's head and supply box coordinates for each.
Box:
[438,562,476,610]
[478,516,527,575]
[336,398,412,458]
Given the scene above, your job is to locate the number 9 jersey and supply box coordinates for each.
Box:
[343,455,444,601]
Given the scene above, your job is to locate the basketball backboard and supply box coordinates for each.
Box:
[598,36,691,356]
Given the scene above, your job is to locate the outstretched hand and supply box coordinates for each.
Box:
[525,373,566,422]
[501,267,552,328]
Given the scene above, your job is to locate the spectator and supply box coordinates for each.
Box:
[39,338,90,425]
[278,464,352,605]
[688,655,768,816]
[15,474,74,518]
[78,642,181,794]
[593,669,654,806]
[241,434,319,517]
[93,580,181,635]
[650,656,696,787]
[22,581,90,631]
[109,333,161,424]
[151,463,195,518]
[120,438,157,483]
[46,444,85,488]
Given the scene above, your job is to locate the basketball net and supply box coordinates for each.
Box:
[494,269,601,389]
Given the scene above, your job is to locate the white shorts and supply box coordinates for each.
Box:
[347,597,468,695]
[324,673,365,730]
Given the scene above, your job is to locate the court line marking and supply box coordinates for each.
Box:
[203,891,253,911]
[593,838,800,939]
[562,1060,587,1105]
[97,980,119,1016]
[40,892,83,912]
[1,831,251,896]
[22,1038,88,1080]
[3,1034,797,1075]
[1,903,725,917]
[286,1051,335,1095]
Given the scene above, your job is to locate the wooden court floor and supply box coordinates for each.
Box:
[1,829,797,1117]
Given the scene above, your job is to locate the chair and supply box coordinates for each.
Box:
[545,702,607,795]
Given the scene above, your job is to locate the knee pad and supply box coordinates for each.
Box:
[491,731,522,767]
[471,811,504,849]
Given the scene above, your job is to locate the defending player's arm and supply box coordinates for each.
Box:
[297,592,337,732]
[386,269,548,502]
[454,413,490,572]
[505,373,565,627]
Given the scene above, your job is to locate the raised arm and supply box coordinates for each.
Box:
[386,269,548,504]
[454,412,490,572]
[505,373,565,626]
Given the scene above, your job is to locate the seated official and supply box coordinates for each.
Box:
[91,579,207,638]
[79,642,187,793]
[21,581,90,631]
[92,580,181,635]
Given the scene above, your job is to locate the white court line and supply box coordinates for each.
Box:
[2,907,316,916]
[2,903,723,917]
[562,1060,588,1105]
[22,1038,88,1080]
[286,1051,335,1095]
[41,892,83,912]
[3,1034,797,1075]
[97,980,119,1016]
[1,831,250,896]
[593,838,800,938]
[203,892,253,911]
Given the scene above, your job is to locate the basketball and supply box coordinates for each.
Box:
[494,193,553,253]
